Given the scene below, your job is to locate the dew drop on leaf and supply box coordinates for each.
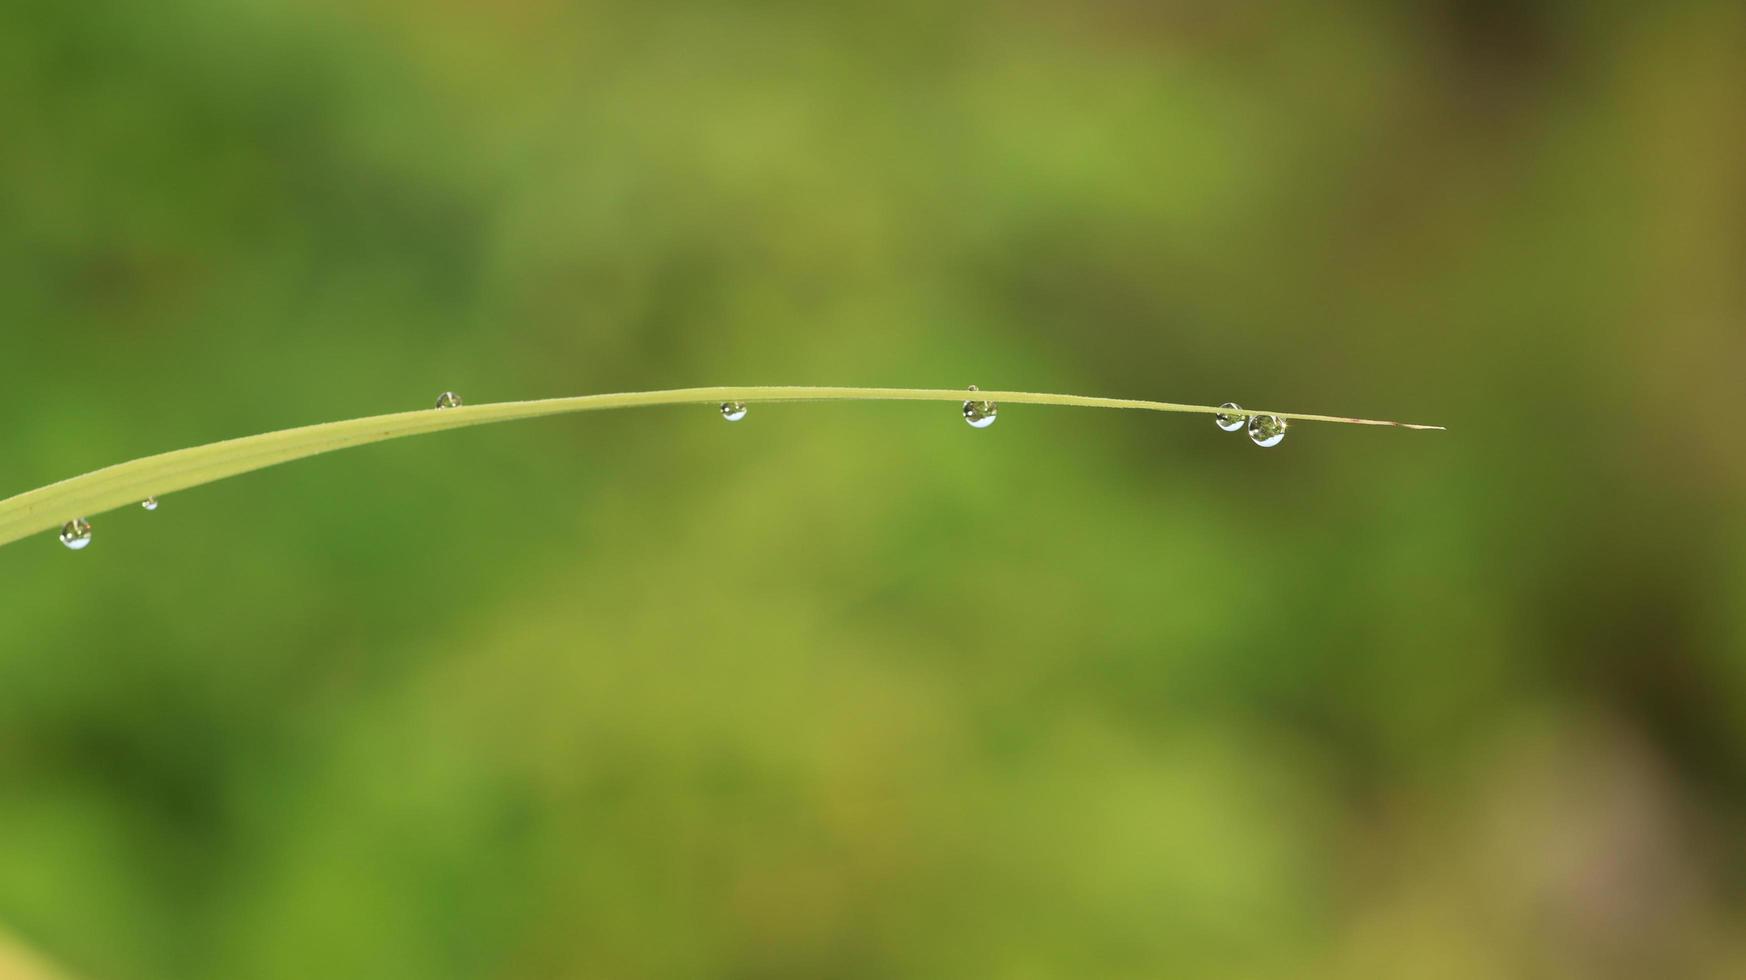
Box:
[720,401,748,422]
[1215,402,1247,432]
[60,519,93,550]
[434,391,463,409]
[141,497,159,511]
[1247,414,1287,448]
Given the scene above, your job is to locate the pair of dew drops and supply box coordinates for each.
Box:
[58,388,1280,550]
[718,387,998,428]
[58,497,154,551]
[1217,403,1289,448]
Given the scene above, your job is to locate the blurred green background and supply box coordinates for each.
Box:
[2,1,1743,977]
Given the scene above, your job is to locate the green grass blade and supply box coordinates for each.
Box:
[0,386,1443,549]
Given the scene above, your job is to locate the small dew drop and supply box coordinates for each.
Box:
[1247,414,1287,448]
[720,401,748,422]
[1215,402,1247,432]
[434,391,463,409]
[141,497,159,511]
[962,385,998,429]
[60,519,93,551]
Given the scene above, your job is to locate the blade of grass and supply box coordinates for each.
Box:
[0,386,1442,549]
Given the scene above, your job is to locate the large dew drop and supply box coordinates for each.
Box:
[1215,402,1247,432]
[60,519,93,551]
[1247,414,1287,448]
[434,391,463,410]
[962,386,998,429]
[720,401,748,422]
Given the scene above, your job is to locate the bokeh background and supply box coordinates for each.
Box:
[2,1,1744,977]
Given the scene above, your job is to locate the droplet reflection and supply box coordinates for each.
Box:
[1247,414,1287,448]
[962,386,998,429]
[60,519,93,551]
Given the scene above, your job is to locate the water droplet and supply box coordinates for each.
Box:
[1247,414,1287,448]
[60,519,93,551]
[434,391,463,409]
[141,497,159,511]
[720,401,748,422]
[1215,402,1247,432]
[962,385,998,429]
